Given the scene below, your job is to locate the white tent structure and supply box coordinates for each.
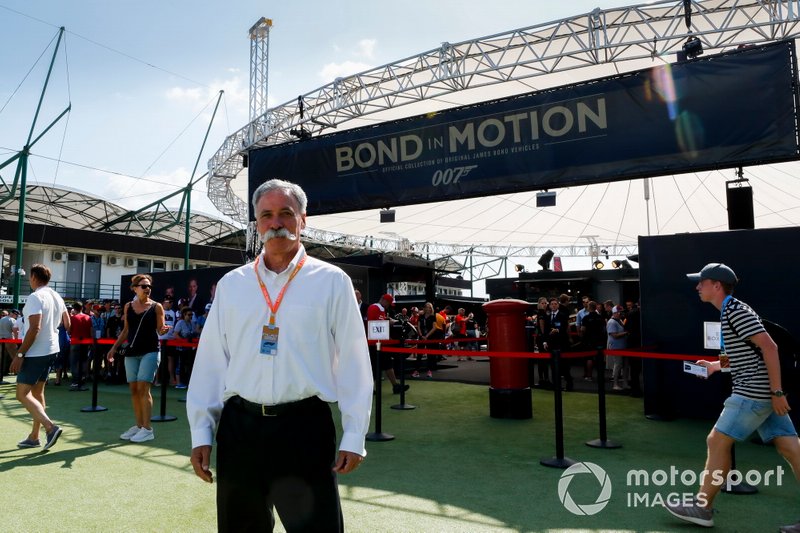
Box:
[209,0,800,275]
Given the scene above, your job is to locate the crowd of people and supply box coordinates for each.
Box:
[358,294,485,382]
[526,293,642,394]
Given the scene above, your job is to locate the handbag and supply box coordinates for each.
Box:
[118,304,150,357]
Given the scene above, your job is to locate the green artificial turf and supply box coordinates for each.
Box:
[1,377,798,532]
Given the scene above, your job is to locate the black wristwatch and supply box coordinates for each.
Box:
[16,352,25,359]
[772,389,786,397]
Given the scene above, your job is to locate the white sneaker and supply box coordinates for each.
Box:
[120,426,141,440]
[130,427,154,443]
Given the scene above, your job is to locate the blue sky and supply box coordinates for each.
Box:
[0,0,631,218]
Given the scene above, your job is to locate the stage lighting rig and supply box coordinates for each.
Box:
[683,36,704,59]
[537,250,554,271]
[289,127,312,140]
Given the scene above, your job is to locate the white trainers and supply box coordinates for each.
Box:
[120,426,141,440]
[130,427,154,443]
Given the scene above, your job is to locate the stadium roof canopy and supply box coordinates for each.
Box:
[0,184,241,247]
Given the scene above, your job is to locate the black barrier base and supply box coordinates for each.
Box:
[366,431,395,442]
[151,415,178,422]
[390,402,415,410]
[489,387,532,419]
[645,413,674,421]
[80,405,108,412]
[586,438,622,449]
[540,456,577,469]
[723,482,758,495]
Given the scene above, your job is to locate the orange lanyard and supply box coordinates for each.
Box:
[254,253,306,326]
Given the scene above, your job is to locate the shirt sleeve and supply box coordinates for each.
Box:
[186,290,230,449]
[330,272,373,456]
[728,306,765,340]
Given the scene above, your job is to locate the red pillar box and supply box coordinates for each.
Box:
[483,299,532,419]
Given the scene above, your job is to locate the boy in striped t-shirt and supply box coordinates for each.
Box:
[666,263,800,531]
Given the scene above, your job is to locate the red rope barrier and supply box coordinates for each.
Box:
[380,346,551,359]
[381,345,715,362]
[605,349,716,362]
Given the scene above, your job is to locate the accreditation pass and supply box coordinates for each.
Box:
[261,325,279,356]
[683,362,708,378]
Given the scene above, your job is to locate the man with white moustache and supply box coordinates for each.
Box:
[187,178,372,532]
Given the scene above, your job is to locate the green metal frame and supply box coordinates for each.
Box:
[0,27,70,308]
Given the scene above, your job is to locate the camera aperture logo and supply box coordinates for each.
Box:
[558,462,612,516]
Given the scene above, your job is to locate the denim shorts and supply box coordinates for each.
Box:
[124,351,160,383]
[17,353,56,385]
[715,393,798,442]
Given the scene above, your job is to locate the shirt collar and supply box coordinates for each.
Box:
[259,244,306,277]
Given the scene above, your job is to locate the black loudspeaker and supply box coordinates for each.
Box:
[726,183,754,230]
[536,191,556,207]
[380,209,396,223]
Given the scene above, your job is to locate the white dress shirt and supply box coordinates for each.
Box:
[186,246,373,456]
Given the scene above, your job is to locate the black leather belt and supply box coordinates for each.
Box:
[227,395,321,417]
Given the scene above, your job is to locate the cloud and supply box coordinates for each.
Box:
[166,86,204,103]
[318,60,373,82]
[165,74,248,123]
[317,38,378,82]
[356,39,376,59]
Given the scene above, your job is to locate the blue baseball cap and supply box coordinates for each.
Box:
[686,263,738,284]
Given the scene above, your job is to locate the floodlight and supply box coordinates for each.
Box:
[593,260,605,270]
[537,250,554,271]
[682,36,703,59]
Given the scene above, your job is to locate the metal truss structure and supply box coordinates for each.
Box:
[0,184,241,246]
[248,18,272,123]
[208,0,800,264]
[300,227,638,281]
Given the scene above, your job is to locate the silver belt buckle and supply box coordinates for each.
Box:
[261,404,277,417]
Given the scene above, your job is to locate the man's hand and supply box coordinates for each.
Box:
[190,445,213,483]
[332,451,363,474]
[696,359,720,377]
[9,355,22,374]
[772,395,791,417]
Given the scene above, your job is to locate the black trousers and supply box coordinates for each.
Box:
[216,396,343,533]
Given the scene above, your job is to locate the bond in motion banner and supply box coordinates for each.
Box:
[249,40,799,216]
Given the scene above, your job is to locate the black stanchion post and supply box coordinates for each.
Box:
[152,342,177,422]
[366,342,394,441]
[711,370,757,495]
[0,341,11,385]
[587,347,622,449]
[540,349,576,468]
[391,340,415,411]
[177,342,193,403]
[81,338,107,413]
[722,445,758,494]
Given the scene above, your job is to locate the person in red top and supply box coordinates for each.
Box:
[366,294,408,394]
[454,308,467,337]
[69,302,93,391]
